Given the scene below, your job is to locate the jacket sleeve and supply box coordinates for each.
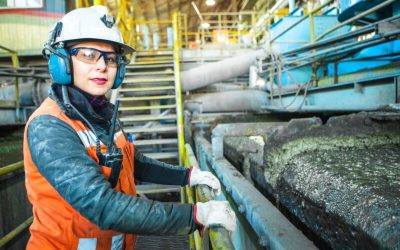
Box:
[27,115,196,235]
[134,151,190,186]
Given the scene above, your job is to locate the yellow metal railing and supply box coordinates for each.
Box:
[0,217,33,248]
[0,161,24,176]
[73,1,260,50]
[192,11,259,49]
[183,144,235,250]
[172,12,186,166]
[130,19,174,50]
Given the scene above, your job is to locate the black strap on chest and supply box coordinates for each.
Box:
[98,100,122,188]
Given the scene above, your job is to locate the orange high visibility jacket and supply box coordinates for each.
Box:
[24,97,137,249]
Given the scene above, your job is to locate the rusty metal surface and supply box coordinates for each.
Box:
[223,112,400,249]
[279,144,400,249]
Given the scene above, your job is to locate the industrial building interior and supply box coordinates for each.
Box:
[0,0,399,249]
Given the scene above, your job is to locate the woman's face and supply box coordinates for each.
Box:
[70,41,117,96]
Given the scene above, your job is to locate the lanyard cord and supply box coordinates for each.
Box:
[61,85,102,157]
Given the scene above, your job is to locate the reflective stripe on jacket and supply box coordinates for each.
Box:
[24,97,136,250]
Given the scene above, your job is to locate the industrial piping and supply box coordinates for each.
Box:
[180,50,266,91]
[184,90,269,113]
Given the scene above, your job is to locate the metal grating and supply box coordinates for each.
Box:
[135,235,189,250]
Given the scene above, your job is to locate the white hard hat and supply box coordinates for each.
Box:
[47,5,134,55]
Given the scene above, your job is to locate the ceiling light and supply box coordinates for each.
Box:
[201,22,210,29]
[206,0,215,6]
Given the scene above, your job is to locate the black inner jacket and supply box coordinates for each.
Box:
[53,84,114,144]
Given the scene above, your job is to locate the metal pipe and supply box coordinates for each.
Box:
[0,45,22,122]
[191,1,204,23]
[185,144,235,250]
[308,0,315,43]
[173,12,186,166]
[181,50,265,91]
[185,90,269,113]
[0,82,50,107]
[289,0,295,13]
[282,15,400,57]
[202,11,255,16]
[183,145,199,250]
[0,161,23,176]
[262,27,400,73]
[0,216,33,248]
[283,29,400,72]
[283,22,374,56]
[269,0,289,17]
[316,0,397,41]
[270,0,334,43]
[0,72,49,79]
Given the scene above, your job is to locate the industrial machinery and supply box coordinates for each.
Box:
[0,0,399,249]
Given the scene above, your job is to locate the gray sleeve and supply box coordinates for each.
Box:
[27,115,196,235]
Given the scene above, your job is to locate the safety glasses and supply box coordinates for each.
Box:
[69,47,124,68]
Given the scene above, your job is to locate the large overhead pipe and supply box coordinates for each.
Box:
[184,90,268,113]
[180,50,266,91]
[0,81,50,106]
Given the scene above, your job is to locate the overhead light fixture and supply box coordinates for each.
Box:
[201,22,210,29]
[191,1,204,22]
[206,0,215,6]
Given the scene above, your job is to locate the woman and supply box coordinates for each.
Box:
[23,6,236,250]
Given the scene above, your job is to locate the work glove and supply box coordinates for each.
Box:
[194,201,237,233]
[189,167,221,196]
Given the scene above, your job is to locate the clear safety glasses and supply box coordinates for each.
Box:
[69,47,122,68]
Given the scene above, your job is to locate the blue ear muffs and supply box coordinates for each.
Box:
[112,64,126,89]
[48,48,72,85]
[48,46,125,89]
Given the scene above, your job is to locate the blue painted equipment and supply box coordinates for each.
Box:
[259,3,400,112]
[338,0,393,24]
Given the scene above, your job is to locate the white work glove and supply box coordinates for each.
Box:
[194,201,237,233]
[189,167,221,196]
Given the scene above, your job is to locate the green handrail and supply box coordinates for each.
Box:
[172,12,186,166]
[0,160,29,248]
[184,144,235,250]
[0,216,33,248]
[0,161,24,176]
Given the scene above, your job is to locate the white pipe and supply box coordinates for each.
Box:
[191,1,204,23]
[185,90,268,113]
[180,49,266,91]
[0,82,50,106]
[289,0,295,13]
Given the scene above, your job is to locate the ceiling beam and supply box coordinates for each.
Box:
[231,0,238,12]
[151,0,161,32]
[187,0,193,32]
[167,0,171,20]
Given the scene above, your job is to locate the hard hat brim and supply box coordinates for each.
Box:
[60,38,135,55]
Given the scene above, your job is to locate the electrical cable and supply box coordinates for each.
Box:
[264,50,310,112]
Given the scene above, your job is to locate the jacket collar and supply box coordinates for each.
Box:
[49,84,115,144]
